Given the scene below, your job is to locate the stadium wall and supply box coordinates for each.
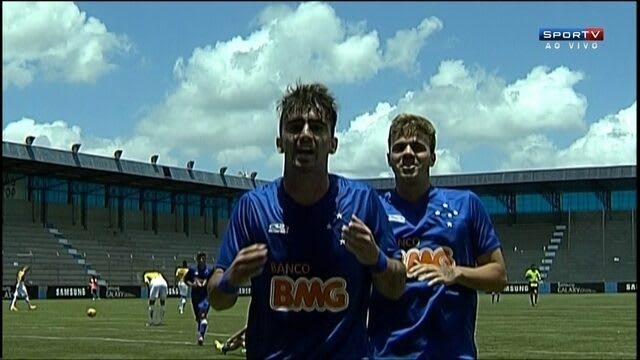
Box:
[4,281,635,300]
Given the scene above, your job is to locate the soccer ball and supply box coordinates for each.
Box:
[87,307,97,317]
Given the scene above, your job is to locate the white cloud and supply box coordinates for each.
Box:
[3,118,82,148]
[331,102,396,178]
[432,149,462,175]
[501,101,637,170]
[2,1,130,90]
[134,2,442,177]
[402,61,588,149]
[2,117,178,166]
[328,60,594,177]
[331,101,462,178]
[384,16,444,73]
[2,3,633,181]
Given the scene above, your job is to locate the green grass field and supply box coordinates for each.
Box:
[2,294,636,359]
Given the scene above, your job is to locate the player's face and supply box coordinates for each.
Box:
[197,256,206,267]
[278,110,337,173]
[387,133,434,182]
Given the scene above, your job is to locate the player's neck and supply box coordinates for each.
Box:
[282,172,330,206]
[395,179,431,203]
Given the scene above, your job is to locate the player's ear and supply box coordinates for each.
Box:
[430,152,436,167]
[276,138,283,153]
[386,152,392,167]
[329,137,338,154]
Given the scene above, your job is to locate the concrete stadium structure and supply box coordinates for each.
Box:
[3,141,636,291]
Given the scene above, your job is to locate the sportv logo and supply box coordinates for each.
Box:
[539,27,604,50]
[539,28,604,41]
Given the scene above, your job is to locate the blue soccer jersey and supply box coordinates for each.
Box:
[186,266,212,304]
[368,187,501,359]
[216,174,400,360]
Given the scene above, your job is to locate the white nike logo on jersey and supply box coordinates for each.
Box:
[268,223,289,234]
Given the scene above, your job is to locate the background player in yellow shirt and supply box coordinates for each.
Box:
[524,264,542,307]
[175,260,189,314]
[143,271,168,325]
[10,266,37,311]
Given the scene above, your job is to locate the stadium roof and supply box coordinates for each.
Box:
[364,166,636,194]
[3,141,636,196]
[2,141,257,196]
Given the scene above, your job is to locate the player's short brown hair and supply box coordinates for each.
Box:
[388,113,436,153]
[277,82,338,135]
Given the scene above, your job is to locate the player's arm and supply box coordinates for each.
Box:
[342,217,398,296]
[208,244,268,310]
[371,256,406,300]
[185,269,196,287]
[449,248,507,292]
[342,191,405,300]
[451,193,507,292]
[208,195,268,310]
[368,191,406,300]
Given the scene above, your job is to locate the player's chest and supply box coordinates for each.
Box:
[256,206,362,269]
[392,205,472,268]
[192,269,210,279]
[391,203,468,248]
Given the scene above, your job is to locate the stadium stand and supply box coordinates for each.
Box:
[2,221,88,285]
[550,210,636,282]
[493,214,561,280]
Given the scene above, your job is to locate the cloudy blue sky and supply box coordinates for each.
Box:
[2,2,636,180]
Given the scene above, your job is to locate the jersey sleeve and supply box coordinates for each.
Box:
[366,188,402,261]
[216,193,256,271]
[468,191,502,259]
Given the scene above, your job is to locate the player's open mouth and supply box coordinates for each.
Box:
[296,148,315,156]
[400,164,418,174]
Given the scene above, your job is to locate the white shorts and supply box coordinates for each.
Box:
[178,281,189,297]
[149,278,168,301]
[14,283,28,298]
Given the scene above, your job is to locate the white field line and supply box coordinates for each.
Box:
[4,334,230,345]
[522,349,636,357]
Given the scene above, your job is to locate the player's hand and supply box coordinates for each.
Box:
[226,243,268,286]
[341,215,379,265]
[408,260,459,286]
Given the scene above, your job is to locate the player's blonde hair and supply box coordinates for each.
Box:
[388,113,436,153]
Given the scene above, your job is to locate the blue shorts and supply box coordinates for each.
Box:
[192,297,210,319]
